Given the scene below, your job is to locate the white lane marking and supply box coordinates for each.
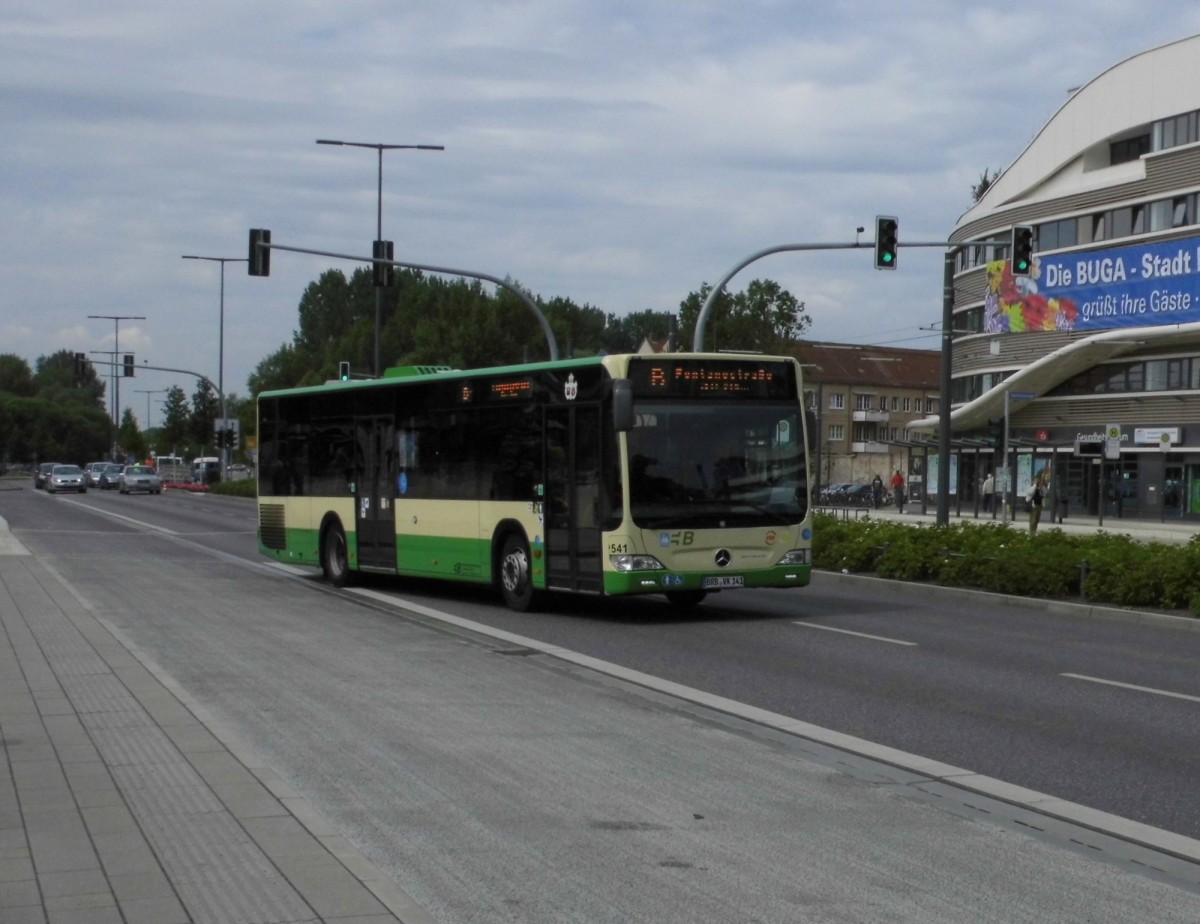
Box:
[792,621,917,646]
[1062,672,1200,704]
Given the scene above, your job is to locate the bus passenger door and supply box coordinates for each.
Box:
[544,405,603,592]
[356,416,398,571]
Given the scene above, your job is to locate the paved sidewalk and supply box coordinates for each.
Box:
[0,522,431,923]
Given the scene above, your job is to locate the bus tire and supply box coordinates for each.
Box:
[499,534,538,611]
[666,590,708,607]
[321,522,351,588]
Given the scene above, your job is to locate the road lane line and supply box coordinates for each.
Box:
[792,621,917,646]
[1062,672,1200,704]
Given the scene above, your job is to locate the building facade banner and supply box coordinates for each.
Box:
[985,234,1200,333]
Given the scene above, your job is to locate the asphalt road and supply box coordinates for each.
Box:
[4,481,1200,921]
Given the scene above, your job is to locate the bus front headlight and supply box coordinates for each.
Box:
[610,554,666,572]
[776,549,810,566]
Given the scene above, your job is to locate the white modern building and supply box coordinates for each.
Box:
[924,33,1200,520]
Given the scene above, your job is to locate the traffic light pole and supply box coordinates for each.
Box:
[87,359,225,463]
[692,238,964,526]
[248,235,560,363]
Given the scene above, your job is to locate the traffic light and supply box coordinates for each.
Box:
[123,354,135,377]
[249,228,271,276]
[1011,225,1033,276]
[373,240,394,287]
[874,216,898,270]
[73,352,86,377]
[338,361,351,381]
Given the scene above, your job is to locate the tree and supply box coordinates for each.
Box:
[677,279,810,353]
[0,354,36,397]
[190,380,220,451]
[159,386,191,454]
[972,168,1000,203]
[599,310,677,354]
[118,407,146,462]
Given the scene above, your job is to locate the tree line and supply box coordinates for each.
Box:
[248,267,808,393]
[0,351,247,466]
[2,269,808,464]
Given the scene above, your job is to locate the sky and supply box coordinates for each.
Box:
[4,1,1200,430]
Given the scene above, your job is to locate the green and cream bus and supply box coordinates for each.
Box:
[256,352,813,610]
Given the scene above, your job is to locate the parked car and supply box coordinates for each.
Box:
[97,462,124,490]
[46,464,87,494]
[34,461,60,490]
[118,464,163,495]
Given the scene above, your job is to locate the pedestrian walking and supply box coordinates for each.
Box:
[1026,472,1047,534]
[871,473,884,509]
[982,472,995,513]
[891,469,905,513]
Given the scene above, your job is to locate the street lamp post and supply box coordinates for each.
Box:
[182,255,247,482]
[316,138,444,377]
[134,388,168,432]
[88,314,146,460]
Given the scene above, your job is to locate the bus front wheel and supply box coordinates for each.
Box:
[321,523,351,588]
[499,534,538,611]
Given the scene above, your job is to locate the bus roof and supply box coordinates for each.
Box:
[258,352,792,400]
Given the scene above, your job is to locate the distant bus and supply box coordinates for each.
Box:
[192,457,220,485]
[256,353,813,610]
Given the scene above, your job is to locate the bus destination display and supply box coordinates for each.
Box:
[629,359,794,399]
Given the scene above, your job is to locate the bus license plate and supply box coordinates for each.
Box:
[702,575,744,589]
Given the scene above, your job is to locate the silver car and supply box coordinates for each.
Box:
[46,464,88,494]
[118,464,163,495]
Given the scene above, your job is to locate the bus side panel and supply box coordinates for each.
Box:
[258,497,357,569]
[394,498,489,582]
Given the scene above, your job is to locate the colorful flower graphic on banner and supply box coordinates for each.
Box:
[984,258,1079,333]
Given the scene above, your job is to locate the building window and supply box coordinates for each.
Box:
[829,393,845,410]
[890,396,899,411]
[1111,134,1150,164]
[828,424,844,441]
[1108,207,1133,239]
[855,393,874,411]
[1172,196,1193,228]
[879,395,887,411]
[902,397,912,412]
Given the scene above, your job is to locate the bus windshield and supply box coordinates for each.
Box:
[626,402,807,529]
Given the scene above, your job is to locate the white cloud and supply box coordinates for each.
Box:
[2,0,1199,425]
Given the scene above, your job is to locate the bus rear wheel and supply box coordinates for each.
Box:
[499,534,539,611]
[321,523,351,588]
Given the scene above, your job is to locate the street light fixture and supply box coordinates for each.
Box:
[87,314,146,460]
[182,255,247,482]
[316,138,445,377]
[134,388,168,432]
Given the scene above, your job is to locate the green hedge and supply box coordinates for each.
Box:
[813,513,1200,616]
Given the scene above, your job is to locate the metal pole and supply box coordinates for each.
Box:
[183,255,246,482]
[936,249,955,526]
[1002,389,1011,525]
[88,314,145,460]
[316,139,445,377]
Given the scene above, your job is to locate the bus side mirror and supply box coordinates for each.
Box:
[612,379,634,432]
